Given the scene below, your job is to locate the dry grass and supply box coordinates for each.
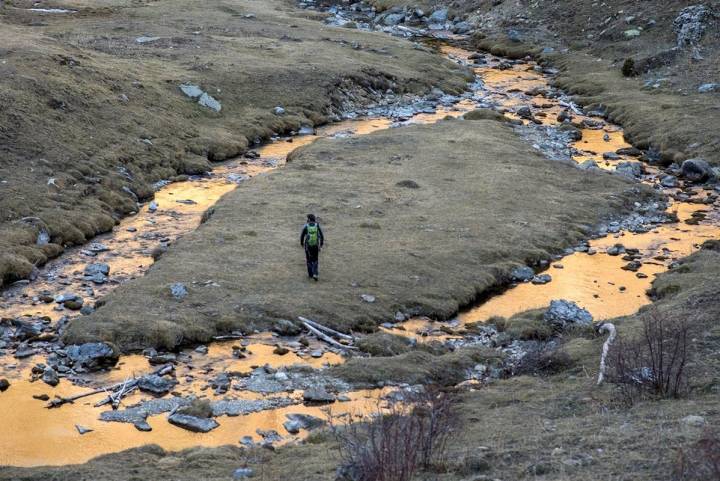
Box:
[0,0,471,286]
[330,347,503,387]
[63,119,649,350]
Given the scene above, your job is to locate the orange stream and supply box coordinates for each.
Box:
[1,45,718,468]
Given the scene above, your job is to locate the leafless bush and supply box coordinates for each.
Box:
[331,387,457,481]
[675,429,720,480]
[609,308,690,404]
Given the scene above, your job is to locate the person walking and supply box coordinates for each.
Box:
[300,214,324,281]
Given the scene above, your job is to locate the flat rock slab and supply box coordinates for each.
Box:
[168,414,219,433]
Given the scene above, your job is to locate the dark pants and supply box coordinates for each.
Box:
[305,245,319,278]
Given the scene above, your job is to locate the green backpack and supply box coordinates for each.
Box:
[305,224,319,247]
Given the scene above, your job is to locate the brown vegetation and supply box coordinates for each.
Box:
[64,119,650,351]
[0,0,470,286]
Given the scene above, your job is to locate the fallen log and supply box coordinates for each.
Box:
[301,321,357,351]
[298,316,354,341]
[48,364,174,409]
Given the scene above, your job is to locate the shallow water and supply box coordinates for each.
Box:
[1,43,718,467]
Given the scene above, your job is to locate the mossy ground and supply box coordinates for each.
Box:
[0,0,471,286]
[64,119,649,351]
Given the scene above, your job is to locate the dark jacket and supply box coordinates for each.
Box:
[300,222,324,248]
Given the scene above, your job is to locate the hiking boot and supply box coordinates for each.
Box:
[313,275,319,282]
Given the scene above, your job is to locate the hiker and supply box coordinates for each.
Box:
[300,214,324,281]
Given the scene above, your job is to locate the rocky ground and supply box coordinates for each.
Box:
[327,0,720,165]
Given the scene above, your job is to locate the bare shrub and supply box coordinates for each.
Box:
[609,308,690,404]
[675,429,720,480]
[332,387,457,481]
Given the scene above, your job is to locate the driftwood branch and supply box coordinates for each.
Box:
[597,322,617,385]
[298,316,354,341]
[301,321,357,351]
[48,364,173,409]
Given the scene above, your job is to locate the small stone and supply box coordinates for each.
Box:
[283,419,303,434]
[233,468,255,479]
[134,421,153,432]
[698,83,719,93]
[33,394,50,401]
[607,244,626,256]
[170,283,188,299]
[303,387,335,404]
[0,379,9,392]
[75,425,93,435]
[531,274,552,285]
[360,294,375,303]
[681,415,706,428]
[660,175,679,188]
[603,152,620,160]
[273,346,289,356]
[394,311,406,322]
[273,106,285,115]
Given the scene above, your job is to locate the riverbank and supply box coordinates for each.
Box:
[0,0,470,287]
[5,241,719,480]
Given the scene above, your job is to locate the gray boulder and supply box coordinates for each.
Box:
[660,175,679,188]
[543,300,593,329]
[383,13,405,26]
[428,8,448,23]
[303,387,335,404]
[578,160,599,171]
[285,413,325,431]
[137,374,177,396]
[681,158,715,183]
[66,342,119,369]
[615,161,644,179]
[84,263,110,284]
[168,414,219,433]
[531,274,552,285]
[170,283,188,299]
[42,367,59,387]
[198,93,222,112]
[510,266,535,282]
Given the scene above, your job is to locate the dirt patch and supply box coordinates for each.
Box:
[64,118,652,351]
[0,0,471,286]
